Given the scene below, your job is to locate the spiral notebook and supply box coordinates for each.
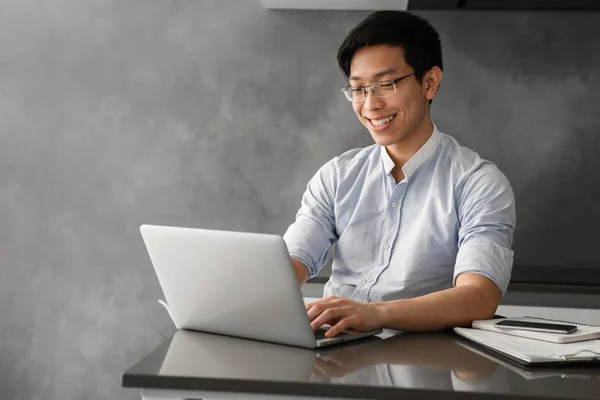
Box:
[454,327,600,365]
[471,316,600,344]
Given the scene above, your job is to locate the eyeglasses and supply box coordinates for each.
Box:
[341,73,415,102]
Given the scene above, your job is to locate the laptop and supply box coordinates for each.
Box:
[140,224,382,348]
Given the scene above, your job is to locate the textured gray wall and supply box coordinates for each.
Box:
[1,1,598,399]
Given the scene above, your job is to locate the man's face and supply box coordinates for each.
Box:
[349,45,429,147]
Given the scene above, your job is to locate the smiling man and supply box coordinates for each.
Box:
[283,11,516,337]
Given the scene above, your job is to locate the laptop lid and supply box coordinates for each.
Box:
[140,224,317,348]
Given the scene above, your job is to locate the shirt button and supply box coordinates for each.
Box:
[391,202,398,208]
[366,276,374,282]
[384,244,390,250]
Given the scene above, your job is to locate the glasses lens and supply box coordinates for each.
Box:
[344,87,365,102]
[373,82,396,98]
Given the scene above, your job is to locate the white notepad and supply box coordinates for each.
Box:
[471,316,600,344]
[454,327,600,365]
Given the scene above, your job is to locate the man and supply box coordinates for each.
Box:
[283,11,516,337]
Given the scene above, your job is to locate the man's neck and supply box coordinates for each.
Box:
[386,118,434,182]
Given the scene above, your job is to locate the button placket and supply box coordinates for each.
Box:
[384,184,406,260]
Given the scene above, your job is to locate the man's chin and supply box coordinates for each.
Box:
[370,133,398,147]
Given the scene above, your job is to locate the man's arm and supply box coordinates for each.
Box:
[375,272,501,331]
[306,273,500,336]
[284,159,339,283]
[292,258,310,286]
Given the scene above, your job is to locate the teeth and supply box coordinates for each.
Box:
[372,115,395,127]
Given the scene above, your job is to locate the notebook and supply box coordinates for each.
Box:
[454,327,600,365]
[471,316,600,344]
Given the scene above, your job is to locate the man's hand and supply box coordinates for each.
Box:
[312,351,371,378]
[312,337,382,377]
[306,296,383,337]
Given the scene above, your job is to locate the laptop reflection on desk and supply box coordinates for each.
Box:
[158,329,381,383]
[159,330,315,382]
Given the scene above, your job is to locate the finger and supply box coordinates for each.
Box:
[307,302,336,321]
[326,316,356,338]
[316,296,342,304]
[310,307,346,331]
[326,316,343,326]
[323,297,348,307]
[306,298,350,322]
[305,297,332,312]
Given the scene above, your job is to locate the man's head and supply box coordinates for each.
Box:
[337,11,443,148]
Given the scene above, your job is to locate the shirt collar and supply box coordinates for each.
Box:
[380,123,442,179]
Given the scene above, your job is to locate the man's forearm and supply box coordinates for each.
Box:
[291,258,310,286]
[374,285,499,332]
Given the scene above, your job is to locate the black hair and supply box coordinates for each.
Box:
[337,11,443,101]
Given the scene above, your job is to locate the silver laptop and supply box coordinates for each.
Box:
[140,224,382,348]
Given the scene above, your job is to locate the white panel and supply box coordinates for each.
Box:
[261,0,409,10]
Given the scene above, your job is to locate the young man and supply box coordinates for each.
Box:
[283,11,516,337]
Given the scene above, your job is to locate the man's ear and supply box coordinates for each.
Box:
[423,66,443,102]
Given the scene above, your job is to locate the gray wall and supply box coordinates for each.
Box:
[1,1,598,399]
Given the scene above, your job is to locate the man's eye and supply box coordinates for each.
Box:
[350,87,364,93]
[379,83,394,88]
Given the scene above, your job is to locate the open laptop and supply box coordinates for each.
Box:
[140,224,382,348]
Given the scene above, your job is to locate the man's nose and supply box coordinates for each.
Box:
[363,89,384,110]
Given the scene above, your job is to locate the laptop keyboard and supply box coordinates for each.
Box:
[314,328,350,340]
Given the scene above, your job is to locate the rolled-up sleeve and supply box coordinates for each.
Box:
[283,159,339,278]
[453,163,516,295]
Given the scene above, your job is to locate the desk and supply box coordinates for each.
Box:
[122,328,600,400]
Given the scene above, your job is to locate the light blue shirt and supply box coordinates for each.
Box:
[283,124,516,302]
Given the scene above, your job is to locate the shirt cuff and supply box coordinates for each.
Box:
[453,239,514,295]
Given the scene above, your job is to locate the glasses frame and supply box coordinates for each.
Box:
[341,72,415,102]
